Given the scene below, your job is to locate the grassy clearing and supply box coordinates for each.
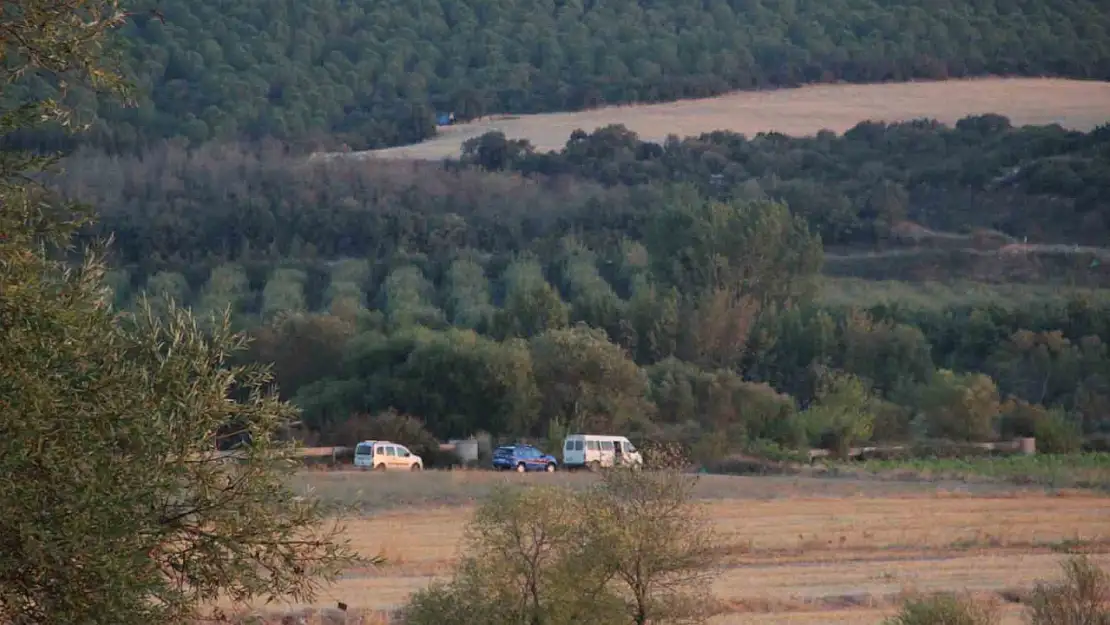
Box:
[843,453,1110,489]
[818,277,1110,311]
[291,470,1051,513]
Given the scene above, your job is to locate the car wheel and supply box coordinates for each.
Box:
[545,463,556,473]
[410,463,422,471]
[374,463,386,471]
[587,460,601,473]
[516,463,527,473]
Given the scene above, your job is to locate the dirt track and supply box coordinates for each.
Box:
[328,77,1110,161]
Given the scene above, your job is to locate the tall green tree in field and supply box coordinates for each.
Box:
[0,3,357,624]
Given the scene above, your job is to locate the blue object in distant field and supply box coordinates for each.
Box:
[492,444,558,473]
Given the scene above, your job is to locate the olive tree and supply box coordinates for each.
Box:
[1,3,358,623]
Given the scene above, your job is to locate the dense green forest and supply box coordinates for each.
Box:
[50,115,1110,462]
[4,0,1110,152]
[6,0,1108,463]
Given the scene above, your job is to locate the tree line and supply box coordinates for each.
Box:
[460,116,1110,248]
[44,114,1109,461]
[3,0,1110,153]
[86,197,1110,461]
[56,116,1110,280]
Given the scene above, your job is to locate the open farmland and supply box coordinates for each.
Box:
[228,472,1110,624]
[347,77,1110,161]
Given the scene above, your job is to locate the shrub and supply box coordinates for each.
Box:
[404,485,616,625]
[1032,411,1084,455]
[402,469,719,625]
[884,594,1000,625]
[797,371,877,458]
[1001,400,1083,454]
[636,437,694,470]
[1029,556,1110,625]
[585,469,720,625]
[907,370,1001,443]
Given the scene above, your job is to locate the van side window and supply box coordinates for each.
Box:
[386,447,397,457]
[574,440,583,451]
[586,441,599,450]
[624,441,637,453]
[600,441,614,451]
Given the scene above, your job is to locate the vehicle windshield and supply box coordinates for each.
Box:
[355,443,374,455]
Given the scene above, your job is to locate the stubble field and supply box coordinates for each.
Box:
[239,471,1110,624]
[348,77,1110,160]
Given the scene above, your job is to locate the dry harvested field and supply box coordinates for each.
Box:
[344,77,1110,161]
[233,472,1110,624]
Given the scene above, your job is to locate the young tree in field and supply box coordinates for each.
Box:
[0,4,357,624]
[424,485,619,625]
[403,470,718,625]
[585,469,721,625]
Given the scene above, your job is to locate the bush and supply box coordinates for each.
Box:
[1029,556,1110,625]
[1032,411,1084,455]
[403,485,615,625]
[636,437,694,471]
[907,370,1001,443]
[884,594,1000,625]
[797,371,877,458]
[402,469,720,625]
[1000,400,1083,454]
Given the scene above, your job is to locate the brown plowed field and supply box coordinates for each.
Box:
[346,77,1110,160]
[228,477,1110,624]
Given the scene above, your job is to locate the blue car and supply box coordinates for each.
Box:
[492,444,558,473]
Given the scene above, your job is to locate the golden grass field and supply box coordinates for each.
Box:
[348,77,1110,160]
[231,472,1110,624]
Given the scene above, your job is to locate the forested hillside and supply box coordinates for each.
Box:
[61,116,1110,273]
[51,115,1110,460]
[4,0,1110,152]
